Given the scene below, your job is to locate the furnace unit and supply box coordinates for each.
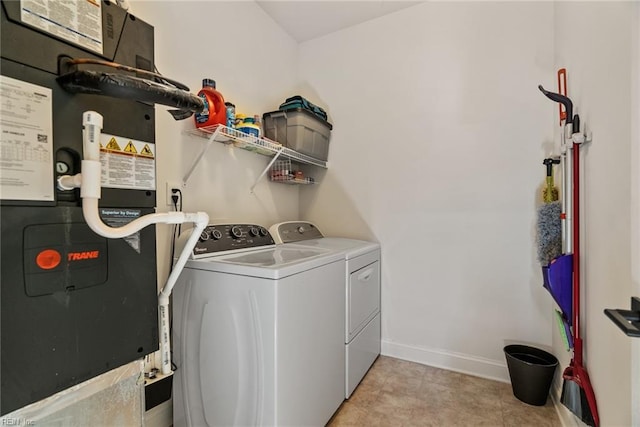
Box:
[1,1,159,414]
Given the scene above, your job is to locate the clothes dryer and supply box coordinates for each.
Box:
[269,222,381,398]
[172,224,345,427]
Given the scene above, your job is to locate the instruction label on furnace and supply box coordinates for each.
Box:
[0,75,54,202]
[21,0,103,54]
[100,134,156,191]
[100,208,141,253]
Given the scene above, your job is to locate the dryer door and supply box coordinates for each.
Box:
[348,251,380,341]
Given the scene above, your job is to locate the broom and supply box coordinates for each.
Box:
[560,114,600,427]
[539,85,599,426]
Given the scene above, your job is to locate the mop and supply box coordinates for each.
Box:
[538,83,574,332]
[536,158,562,267]
[537,156,572,349]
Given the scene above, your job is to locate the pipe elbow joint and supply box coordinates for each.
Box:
[194,212,209,228]
[57,174,82,191]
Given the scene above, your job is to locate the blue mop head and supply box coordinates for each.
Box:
[537,201,562,265]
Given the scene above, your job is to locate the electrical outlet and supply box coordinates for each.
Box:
[166,182,182,206]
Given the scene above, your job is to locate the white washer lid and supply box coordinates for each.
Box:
[185,245,343,279]
[283,237,379,259]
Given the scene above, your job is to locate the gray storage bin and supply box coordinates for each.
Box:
[263,108,333,161]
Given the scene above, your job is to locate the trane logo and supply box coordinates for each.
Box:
[67,251,100,261]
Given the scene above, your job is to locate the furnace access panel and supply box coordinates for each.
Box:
[1,1,158,414]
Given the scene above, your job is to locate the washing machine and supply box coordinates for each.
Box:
[172,224,345,427]
[269,222,381,398]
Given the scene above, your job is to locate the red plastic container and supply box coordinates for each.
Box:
[194,79,226,129]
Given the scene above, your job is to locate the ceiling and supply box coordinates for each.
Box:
[256,1,423,43]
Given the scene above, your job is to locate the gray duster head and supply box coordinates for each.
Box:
[537,201,562,265]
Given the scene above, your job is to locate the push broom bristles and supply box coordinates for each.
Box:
[561,362,599,427]
[561,381,595,426]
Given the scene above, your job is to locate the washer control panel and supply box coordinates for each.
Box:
[190,224,274,257]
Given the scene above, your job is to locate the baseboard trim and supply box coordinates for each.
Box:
[381,340,510,383]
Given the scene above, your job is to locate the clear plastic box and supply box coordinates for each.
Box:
[262,108,332,161]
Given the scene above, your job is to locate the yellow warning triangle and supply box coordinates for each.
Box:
[105,137,121,151]
[140,144,154,157]
[124,141,137,154]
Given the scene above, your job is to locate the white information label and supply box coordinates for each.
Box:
[0,76,54,202]
[21,0,103,55]
[100,134,156,191]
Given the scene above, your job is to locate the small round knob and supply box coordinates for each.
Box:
[259,227,268,237]
[211,229,222,240]
[297,226,305,234]
[199,230,210,241]
[230,226,243,239]
[249,227,259,237]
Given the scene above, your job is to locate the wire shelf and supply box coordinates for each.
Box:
[270,159,316,185]
[185,124,327,167]
[182,124,326,190]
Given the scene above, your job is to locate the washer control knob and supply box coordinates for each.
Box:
[259,227,268,237]
[249,227,260,237]
[297,226,306,234]
[199,230,210,242]
[211,229,223,240]
[230,226,243,239]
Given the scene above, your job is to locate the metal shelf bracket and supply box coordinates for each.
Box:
[604,297,640,338]
[251,147,284,193]
[182,125,224,185]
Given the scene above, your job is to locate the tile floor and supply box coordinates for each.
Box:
[328,356,561,427]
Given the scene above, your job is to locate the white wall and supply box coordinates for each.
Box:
[298,2,556,381]
[128,2,638,425]
[129,1,300,287]
[552,3,634,426]
[633,4,640,425]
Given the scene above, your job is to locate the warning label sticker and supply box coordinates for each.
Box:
[105,137,121,151]
[100,134,155,191]
[124,141,137,154]
[140,144,153,157]
[20,0,103,55]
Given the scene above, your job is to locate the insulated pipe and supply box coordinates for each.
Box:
[59,111,209,376]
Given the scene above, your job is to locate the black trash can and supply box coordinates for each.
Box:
[504,344,558,406]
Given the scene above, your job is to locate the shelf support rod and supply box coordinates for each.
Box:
[251,148,285,193]
[182,126,223,186]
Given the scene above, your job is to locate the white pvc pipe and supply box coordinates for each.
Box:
[62,111,209,376]
[157,218,206,374]
[57,173,82,191]
[82,194,200,239]
[83,111,103,161]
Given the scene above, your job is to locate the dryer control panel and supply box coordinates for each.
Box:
[188,224,275,258]
[271,221,324,244]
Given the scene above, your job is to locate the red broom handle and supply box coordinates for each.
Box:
[573,140,582,365]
